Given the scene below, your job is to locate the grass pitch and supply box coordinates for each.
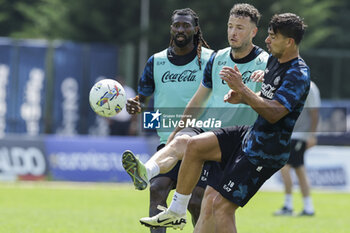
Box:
[0,182,349,233]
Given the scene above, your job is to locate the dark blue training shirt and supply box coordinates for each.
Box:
[243,55,311,168]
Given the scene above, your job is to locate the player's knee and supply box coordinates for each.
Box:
[171,134,191,159]
[201,192,216,219]
[213,196,237,220]
[186,138,204,161]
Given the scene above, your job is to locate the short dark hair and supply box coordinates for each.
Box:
[269,13,307,45]
[229,3,261,26]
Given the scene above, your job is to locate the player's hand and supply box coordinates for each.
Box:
[220,65,244,91]
[224,89,242,104]
[250,70,265,82]
[126,95,142,114]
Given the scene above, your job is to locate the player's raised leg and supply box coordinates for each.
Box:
[122,150,149,190]
[140,132,221,229]
[122,134,191,190]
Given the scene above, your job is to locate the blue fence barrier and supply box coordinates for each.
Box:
[45,135,156,182]
[0,135,158,182]
[0,38,15,135]
[16,40,48,134]
[0,37,119,136]
[52,41,85,135]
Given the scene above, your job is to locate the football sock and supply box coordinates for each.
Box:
[303,196,314,213]
[145,160,159,181]
[168,191,191,216]
[284,194,293,210]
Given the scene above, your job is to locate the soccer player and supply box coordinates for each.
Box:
[124,8,213,233]
[274,81,320,216]
[123,3,268,230]
[139,13,310,232]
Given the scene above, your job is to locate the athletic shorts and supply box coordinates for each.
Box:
[209,126,280,207]
[287,139,307,168]
[152,127,210,189]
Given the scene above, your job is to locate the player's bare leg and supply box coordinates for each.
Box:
[176,132,221,196]
[295,165,314,215]
[149,134,191,174]
[295,165,310,198]
[140,132,221,229]
[213,194,238,233]
[274,165,294,215]
[281,165,293,195]
[193,186,218,233]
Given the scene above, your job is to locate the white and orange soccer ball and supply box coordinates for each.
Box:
[89,79,127,117]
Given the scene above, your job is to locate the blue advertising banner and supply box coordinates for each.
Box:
[88,43,118,83]
[45,135,157,182]
[52,42,85,135]
[0,135,48,181]
[84,44,118,135]
[0,38,15,135]
[14,40,47,134]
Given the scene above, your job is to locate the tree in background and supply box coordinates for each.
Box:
[266,0,342,49]
[0,0,38,36]
[1,0,349,99]
[1,0,140,45]
[321,0,350,49]
[1,0,347,50]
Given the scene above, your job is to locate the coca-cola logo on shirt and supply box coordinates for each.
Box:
[161,70,197,83]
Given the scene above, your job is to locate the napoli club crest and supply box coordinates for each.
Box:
[274,76,281,85]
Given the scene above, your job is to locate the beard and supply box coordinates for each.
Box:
[269,47,283,58]
[231,39,250,53]
[173,34,194,48]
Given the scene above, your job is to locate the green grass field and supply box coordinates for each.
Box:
[0,182,349,233]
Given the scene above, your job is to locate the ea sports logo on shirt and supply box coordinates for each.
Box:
[218,61,227,66]
[143,109,162,129]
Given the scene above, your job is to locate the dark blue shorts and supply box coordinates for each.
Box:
[208,126,280,207]
[287,139,306,167]
[207,126,248,188]
[152,127,210,189]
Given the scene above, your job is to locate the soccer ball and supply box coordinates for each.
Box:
[89,79,127,117]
